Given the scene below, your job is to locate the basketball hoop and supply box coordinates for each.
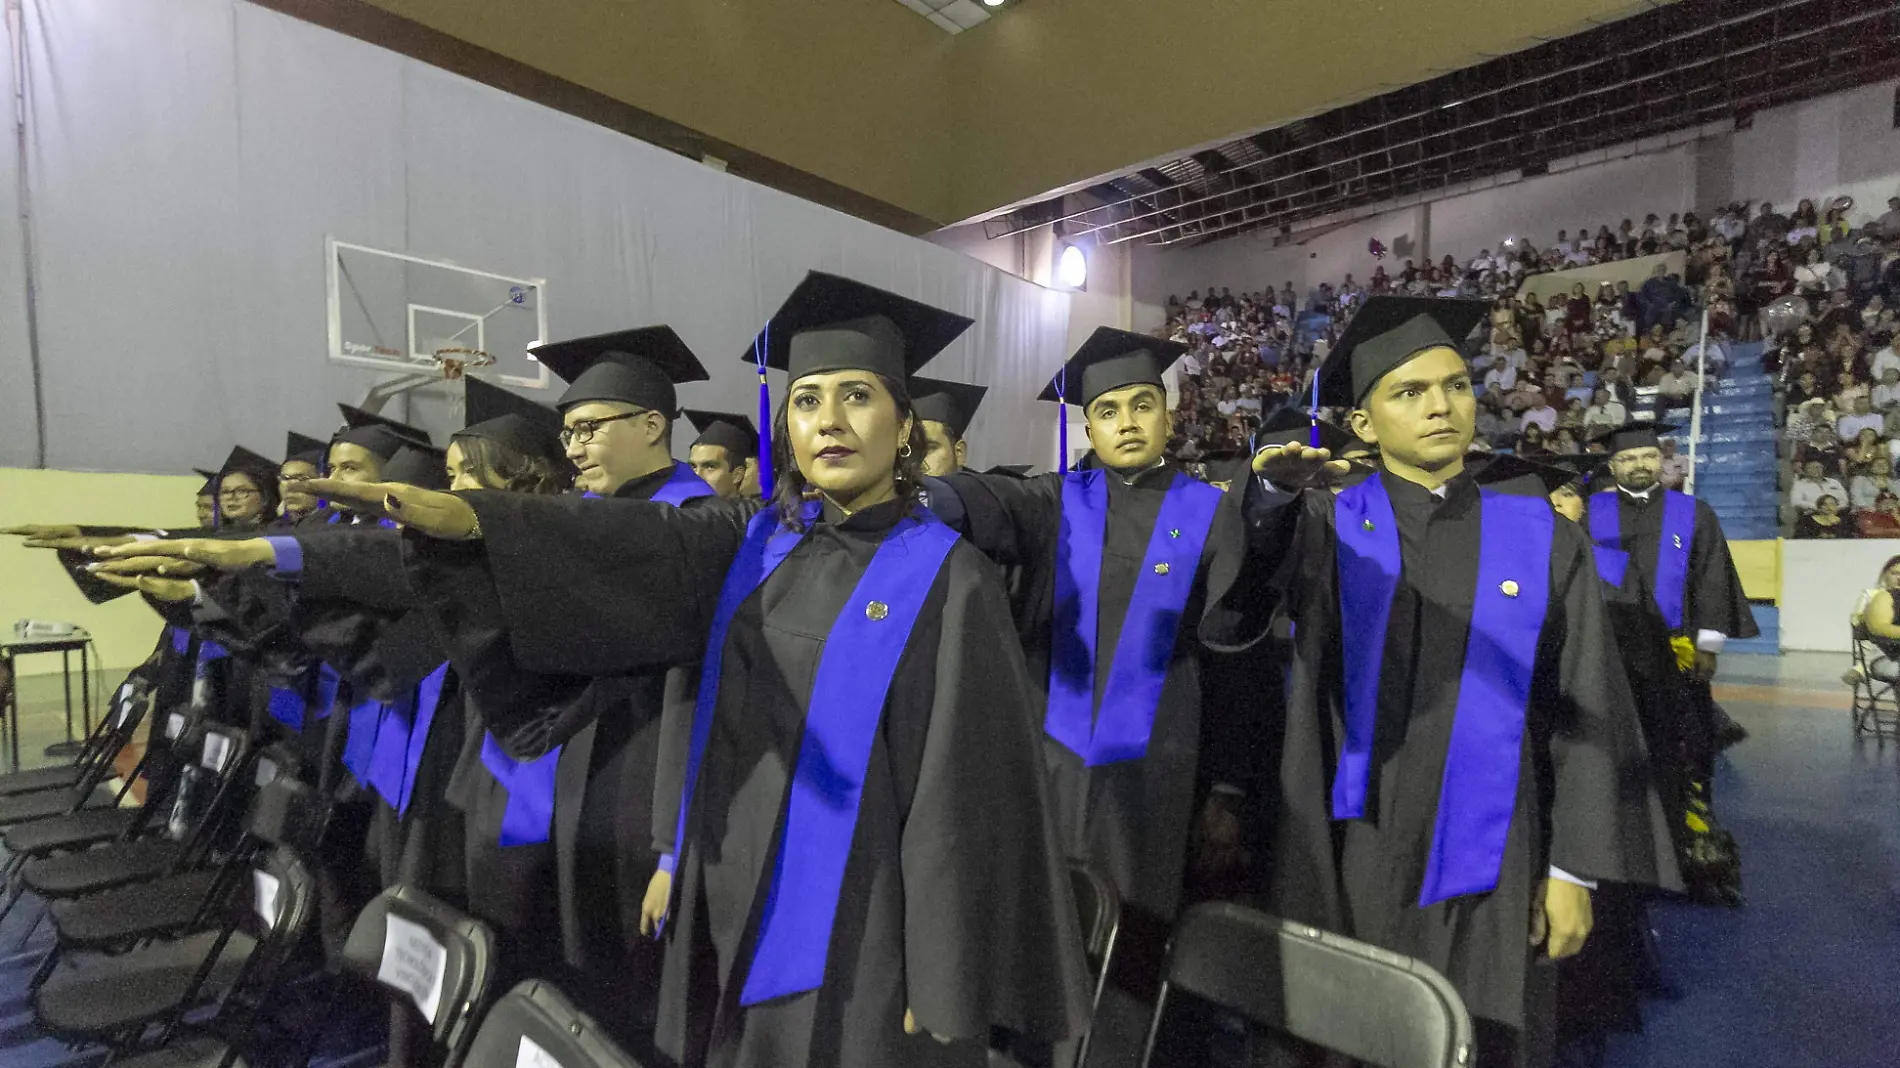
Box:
[431,346,494,380]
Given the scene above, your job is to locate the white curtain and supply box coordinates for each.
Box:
[6,0,1068,475]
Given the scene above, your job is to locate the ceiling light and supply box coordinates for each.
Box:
[982,0,1006,6]
[1056,244,1088,290]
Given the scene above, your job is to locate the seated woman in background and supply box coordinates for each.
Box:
[1845,428,1887,477]
[1857,492,1900,538]
[1851,454,1895,508]
[1795,494,1853,539]
[1852,556,1900,683]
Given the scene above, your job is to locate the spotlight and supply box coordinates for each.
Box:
[982,0,1005,7]
[1056,244,1088,290]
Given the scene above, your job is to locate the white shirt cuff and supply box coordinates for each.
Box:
[1696,630,1727,654]
[1549,866,1598,890]
[190,580,207,608]
[131,533,159,542]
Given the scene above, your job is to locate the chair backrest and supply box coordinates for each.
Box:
[244,774,328,856]
[341,885,499,1068]
[1145,903,1474,1068]
[461,981,647,1068]
[1068,862,1121,964]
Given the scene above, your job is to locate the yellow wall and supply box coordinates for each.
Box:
[1730,539,1780,603]
[0,468,200,676]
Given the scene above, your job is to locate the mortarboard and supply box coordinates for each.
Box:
[457,377,565,464]
[1472,453,1582,496]
[217,446,281,490]
[909,378,989,440]
[335,404,432,461]
[284,431,329,469]
[193,468,218,495]
[1037,327,1189,408]
[1254,404,1359,453]
[1312,296,1489,408]
[745,272,973,384]
[531,326,708,416]
[382,443,448,491]
[1597,418,1679,455]
[683,409,759,459]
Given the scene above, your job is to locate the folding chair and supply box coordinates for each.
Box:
[1068,862,1122,1068]
[1139,903,1474,1068]
[338,885,500,1068]
[46,765,325,958]
[1849,626,1900,741]
[32,845,316,1053]
[0,676,151,798]
[463,981,648,1068]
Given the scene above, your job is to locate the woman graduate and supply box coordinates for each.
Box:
[303,272,1091,1068]
[1214,296,1677,1068]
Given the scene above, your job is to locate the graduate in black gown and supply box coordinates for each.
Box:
[277,430,329,527]
[684,409,762,499]
[1210,297,1678,1068]
[910,376,988,476]
[302,272,1091,1068]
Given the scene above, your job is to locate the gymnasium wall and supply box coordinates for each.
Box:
[0,0,1070,479]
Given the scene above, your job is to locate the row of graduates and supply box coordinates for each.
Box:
[17,287,1754,1068]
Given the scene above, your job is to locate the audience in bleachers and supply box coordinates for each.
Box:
[1160,189,1900,538]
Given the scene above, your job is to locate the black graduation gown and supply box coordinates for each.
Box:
[936,463,1247,923]
[1588,488,1758,643]
[401,467,705,1025]
[1204,472,1677,1057]
[426,491,1090,1068]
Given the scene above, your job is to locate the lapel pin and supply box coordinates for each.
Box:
[1154,563,1171,576]
[1500,580,1520,598]
[1362,519,1375,532]
[865,601,890,621]
[1673,534,1683,549]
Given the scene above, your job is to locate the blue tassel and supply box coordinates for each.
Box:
[753,326,774,494]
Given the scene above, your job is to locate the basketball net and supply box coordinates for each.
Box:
[430,346,494,381]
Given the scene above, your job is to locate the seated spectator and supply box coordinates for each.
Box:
[1846,427,1887,474]
[1551,427,1584,455]
[1796,494,1853,538]
[1799,424,1846,473]
[1837,370,1873,413]
[1787,396,1836,445]
[1839,394,1883,442]
[1859,493,1900,538]
[1482,359,1517,394]
[1521,394,1559,433]
[1475,393,1512,447]
[1658,438,1691,489]
[1853,455,1896,509]
[1657,358,1701,404]
[1875,368,1900,413]
[1790,461,1850,514]
[1785,370,1827,410]
[1564,283,1593,334]
[1558,396,1587,430]
[1584,387,1628,431]
[1794,247,1842,298]
[1872,334,1900,380]
[1518,423,1552,456]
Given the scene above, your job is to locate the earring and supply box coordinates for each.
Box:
[899,443,912,458]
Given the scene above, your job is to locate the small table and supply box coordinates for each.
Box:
[0,633,96,774]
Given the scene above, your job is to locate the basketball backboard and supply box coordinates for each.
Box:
[326,238,551,389]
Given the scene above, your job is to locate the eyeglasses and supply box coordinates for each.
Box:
[218,487,261,501]
[558,411,644,449]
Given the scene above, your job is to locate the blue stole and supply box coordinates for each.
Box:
[1332,477,1552,906]
[167,626,190,655]
[484,465,717,847]
[364,662,451,816]
[340,694,385,785]
[265,672,308,732]
[671,505,961,1006]
[1588,490,1695,630]
[1592,546,1629,590]
[1045,470,1222,766]
[267,663,339,733]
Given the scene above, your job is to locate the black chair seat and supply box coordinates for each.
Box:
[22,838,186,898]
[0,764,86,797]
[4,806,142,856]
[111,1037,246,1068]
[51,869,224,948]
[0,786,115,827]
[35,931,256,1038]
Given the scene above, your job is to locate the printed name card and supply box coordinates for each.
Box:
[252,869,281,928]
[378,913,448,1024]
[517,1035,563,1068]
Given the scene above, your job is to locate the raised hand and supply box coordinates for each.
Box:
[92,538,272,570]
[1251,443,1353,491]
[90,570,198,602]
[89,556,208,580]
[298,478,479,540]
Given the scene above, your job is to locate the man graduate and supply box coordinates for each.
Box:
[910,376,988,476]
[926,327,1246,978]
[683,409,761,498]
[278,431,330,526]
[1216,296,1676,1068]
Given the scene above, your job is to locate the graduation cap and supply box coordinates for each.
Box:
[217,446,281,490]
[1472,453,1582,496]
[1037,327,1190,407]
[193,468,219,495]
[909,377,989,441]
[335,404,432,461]
[984,464,1033,478]
[457,377,565,463]
[747,272,973,384]
[381,443,448,491]
[683,409,759,459]
[1312,296,1489,408]
[1253,404,1360,453]
[530,326,708,416]
[284,431,328,469]
[1597,418,1679,455]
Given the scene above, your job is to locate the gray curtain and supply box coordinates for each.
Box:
[7,0,1069,475]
